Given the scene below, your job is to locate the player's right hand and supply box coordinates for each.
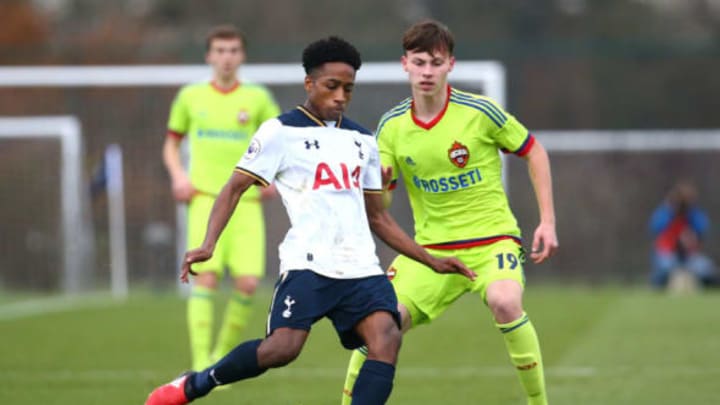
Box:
[530,222,559,264]
[429,257,477,281]
[172,176,196,203]
[180,247,212,283]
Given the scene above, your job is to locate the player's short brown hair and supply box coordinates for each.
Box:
[205,25,246,51]
[402,19,454,56]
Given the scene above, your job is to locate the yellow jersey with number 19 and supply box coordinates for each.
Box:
[376,86,535,249]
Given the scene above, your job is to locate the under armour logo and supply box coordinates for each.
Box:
[405,156,416,166]
[354,140,364,159]
[305,139,320,149]
[282,295,296,318]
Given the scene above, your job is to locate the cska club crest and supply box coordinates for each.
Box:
[237,109,249,125]
[448,141,470,168]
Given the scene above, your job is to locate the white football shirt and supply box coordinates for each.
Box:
[236,106,384,279]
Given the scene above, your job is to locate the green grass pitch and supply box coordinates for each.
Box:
[1,285,718,404]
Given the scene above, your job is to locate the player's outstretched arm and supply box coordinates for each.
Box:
[522,140,559,263]
[364,192,476,280]
[180,171,256,282]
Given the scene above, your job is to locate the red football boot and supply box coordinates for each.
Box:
[145,374,191,405]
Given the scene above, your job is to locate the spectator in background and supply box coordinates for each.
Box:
[650,180,716,288]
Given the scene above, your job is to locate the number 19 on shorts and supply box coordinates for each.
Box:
[495,253,519,270]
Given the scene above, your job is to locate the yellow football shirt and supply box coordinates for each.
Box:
[377,86,535,247]
[167,81,281,198]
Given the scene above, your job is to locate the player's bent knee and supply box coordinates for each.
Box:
[397,303,414,332]
[257,330,306,368]
[366,325,402,363]
[195,272,219,289]
[270,346,301,367]
[488,296,523,323]
[234,276,259,295]
[386,326,402,354]
[258,340,302,367]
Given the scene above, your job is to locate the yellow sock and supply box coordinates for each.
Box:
[341,346,368,405]
[212,291,253,361]
[496,313,548,405]
[187,285,215,371]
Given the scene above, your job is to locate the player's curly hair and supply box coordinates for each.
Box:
[302,36,362,75]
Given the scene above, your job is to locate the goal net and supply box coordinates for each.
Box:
[0,62,504,293]
[3,62,718,289]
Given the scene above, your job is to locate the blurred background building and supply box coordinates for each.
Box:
[1,0,719,291]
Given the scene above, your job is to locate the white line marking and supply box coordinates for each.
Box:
[0,294,116,321]
[2,365,719,383]
[271,366,597,378]
[0,367,596,381]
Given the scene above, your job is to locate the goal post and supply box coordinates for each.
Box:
[0,116,94,293]
[534,129,720,151]
[0,61,506,106]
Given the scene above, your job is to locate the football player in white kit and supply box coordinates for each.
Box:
[145,36,475,405]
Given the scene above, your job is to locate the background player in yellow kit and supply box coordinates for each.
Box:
[341,19,558,405]
[163,25,280,371]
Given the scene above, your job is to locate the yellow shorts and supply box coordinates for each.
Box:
[389,239,525,326]
[186,194,265,278]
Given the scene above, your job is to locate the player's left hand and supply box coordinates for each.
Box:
[429,257,477,281]
[530,222,559,264]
